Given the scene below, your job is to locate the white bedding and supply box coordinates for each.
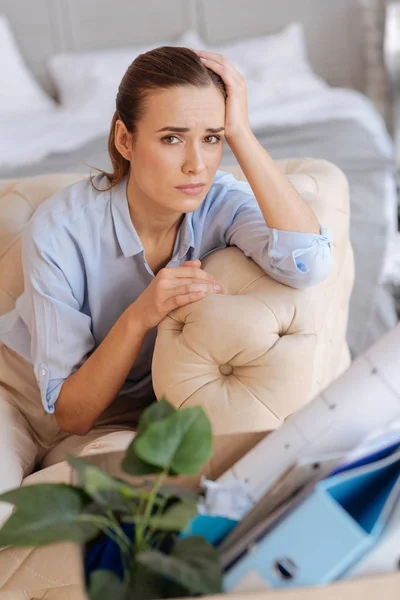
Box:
[0,86,394,168]
[248,87,394,158]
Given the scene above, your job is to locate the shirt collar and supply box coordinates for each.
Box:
[110,176,143,258]
[175,212,195,260]
[110,175,195,260]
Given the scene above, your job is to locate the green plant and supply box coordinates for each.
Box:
[0,399,223,599]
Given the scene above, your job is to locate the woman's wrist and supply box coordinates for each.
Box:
[124,302,150,338]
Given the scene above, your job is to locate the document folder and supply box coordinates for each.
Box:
[224,448,400,591]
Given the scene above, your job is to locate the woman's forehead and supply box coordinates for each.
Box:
[142,85,225,127]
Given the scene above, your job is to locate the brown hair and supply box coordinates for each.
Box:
[90,46,226,191]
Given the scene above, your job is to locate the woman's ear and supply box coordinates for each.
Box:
[114,119,133,161]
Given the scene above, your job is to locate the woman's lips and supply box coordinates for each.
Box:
[174,184,205,196]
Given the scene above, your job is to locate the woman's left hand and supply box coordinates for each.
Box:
[194,50,251,143]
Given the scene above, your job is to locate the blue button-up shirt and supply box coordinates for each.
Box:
[0,170,333,414]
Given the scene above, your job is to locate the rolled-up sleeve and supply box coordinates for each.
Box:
[266,223,333,288]
[223,187,334,290]
[20,221,94,414]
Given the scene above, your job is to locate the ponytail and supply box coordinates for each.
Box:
[89,110,130,192]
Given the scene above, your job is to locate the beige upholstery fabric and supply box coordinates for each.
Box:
[0,435,132,598]
[0,159,354,437]
[0,159,355,595]
[153,159,355,433]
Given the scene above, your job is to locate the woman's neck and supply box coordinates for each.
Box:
[125,177,183,243]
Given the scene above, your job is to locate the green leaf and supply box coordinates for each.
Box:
[0,484,99,547]
[156,485,199,503]
[129,563,165,600]
[122,399,176,477]
[134,407,212,474]
[162,580,191,599]
[67,455,145,513]
[88,570,128,600]
[122,450,163,477]
[137,397,176,434]
[136,536,223,595]
[147,500,198,531]
[122,500,198,532]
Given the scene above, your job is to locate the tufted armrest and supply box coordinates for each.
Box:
[152,158,355,434]
[0,173,86,317]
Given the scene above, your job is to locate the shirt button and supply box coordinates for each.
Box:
[297,261,307,272]
[41,368,47,376]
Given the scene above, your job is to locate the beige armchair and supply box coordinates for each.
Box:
[0,159,354,437]
[0,157,354,596]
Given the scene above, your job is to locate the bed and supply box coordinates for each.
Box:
[0,0,397,358]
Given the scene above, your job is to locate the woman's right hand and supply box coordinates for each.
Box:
[132,260,225,332]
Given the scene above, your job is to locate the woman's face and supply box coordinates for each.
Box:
[125,85,226,215]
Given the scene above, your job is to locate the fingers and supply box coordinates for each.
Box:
[164,277,223,290]
[181,259,201,267]
[158,262,225,309]
[159,282,223,321]
[195,49,226,64]
[163,265,216,283]
[169,281,224,298]
[165,291,206,312]
[194,49,245,85]
[197,53,228,78]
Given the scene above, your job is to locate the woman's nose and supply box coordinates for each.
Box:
[183,146,206,174]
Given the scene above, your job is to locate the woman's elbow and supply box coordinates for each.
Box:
[54,392,93,436]
[55,409,92,436]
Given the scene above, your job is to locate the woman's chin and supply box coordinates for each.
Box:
[172,195,206,212]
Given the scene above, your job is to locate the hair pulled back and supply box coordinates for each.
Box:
[92,46,226,191]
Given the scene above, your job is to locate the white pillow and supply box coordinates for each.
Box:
[47,38,184,120]
[215,24,310,76]
[0,15,54,113]
[180,24,328,108]
[48,24,327,121]
[47,44,152,119]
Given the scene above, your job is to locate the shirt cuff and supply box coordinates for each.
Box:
[37,363,64,414]
[269,224,332,277]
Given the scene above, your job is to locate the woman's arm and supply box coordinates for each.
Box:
[55,260,223,435]
[55,303,146,435]
[226,129,320,234]
[195,50,320,235]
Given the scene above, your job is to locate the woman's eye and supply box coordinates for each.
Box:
[205,135,221,144]
[162,136,180,144]
[161,135,221,145]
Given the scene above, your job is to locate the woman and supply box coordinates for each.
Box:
[0,47,333,520]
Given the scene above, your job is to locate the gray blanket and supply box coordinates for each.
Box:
[1,118,397,356]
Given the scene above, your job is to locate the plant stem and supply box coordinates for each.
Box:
[81,513,133,587]
[78,514,131,556]
[135,471,167,551]
[146,493,169,549]
[105,508,132,550]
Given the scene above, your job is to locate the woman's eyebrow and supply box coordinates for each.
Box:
[156,126,225,133]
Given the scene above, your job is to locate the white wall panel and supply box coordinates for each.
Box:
[61,0,196,51]
[0,0,379,98]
